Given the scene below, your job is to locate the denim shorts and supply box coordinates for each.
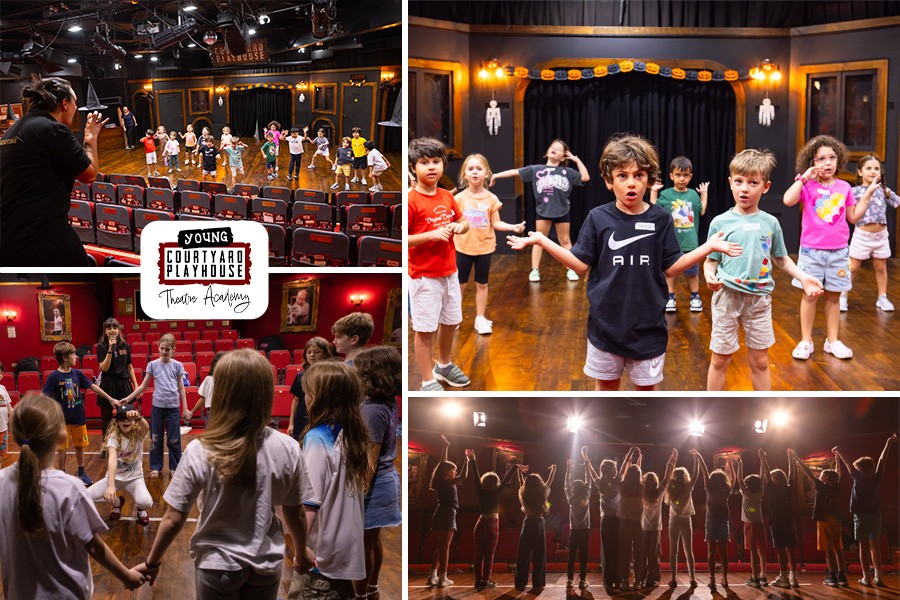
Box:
[792,246,851,292]
[364,469,402,529]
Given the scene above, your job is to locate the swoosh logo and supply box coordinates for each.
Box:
[607,232,655,250]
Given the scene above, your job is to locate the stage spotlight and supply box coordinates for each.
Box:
[473,412,486,427]
[567,416,582,433]
[258,12,270,25]
[150,56,158,62]
[68,24,82,32]
[67,57,77,63]
[772,410,789,427]
[688,421,705,437]
[441,401,461,418]
[754,419,768,434]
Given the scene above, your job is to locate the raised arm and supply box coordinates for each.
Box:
[692,448,708,487]
[566,152,590,183]
[875,433,898,477]
[789,448,815,482]
[688,450,700,490]
[439,434,450,464]
[832,448,841,482]
[833,445,853,474]
[758,449,769,492]
[735,456,748,492]
[726,456,737,492]
[488,168,522,186]
[449,452,470,486]
[662,448,678,489]
[546,464,557,488]
[498,463,521,493]
[468,449,481,491]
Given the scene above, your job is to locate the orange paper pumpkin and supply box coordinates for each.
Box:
[568,69,582,80]
[514,67,529,78]
[594,65,608,78]
[698,70,712,82]
[724,70,739,81]
[540,69,555,80]
[672,67,686,80]
[645,62,660,75]
[619,60,634,73]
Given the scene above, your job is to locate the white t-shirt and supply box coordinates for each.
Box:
[302,424,365,580]
[165,139,180,155]
[107,429,146,482]
[0,384,10,431]
[198,376,214,409]
[642,494,665,531]
[163,428,304,573]
[666,490,696,518]
[287,136,305,155]
[0,467,107,599]
[366,148,388,171]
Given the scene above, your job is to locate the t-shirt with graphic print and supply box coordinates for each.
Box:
[518,164,583,219]
[408,187,462,279]
[570,202,683,360]
[453,188,502,256]
[707,209,787,295]
[852,185,900,227]
[657,187,702,251]
[42,369,92,425]
[314,136,329,151]
[798,179,856,249]
[107,429,147,481]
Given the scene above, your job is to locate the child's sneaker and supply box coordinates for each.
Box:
[77,468,93,486]
[579,578,590,589]
[859,577,872,587]
[566,268,579,281]
[566,579,574,588]
[474,316,493,335]
[351,176,359,183]
[332,164,337,171]
[421,381,443,392]
[823,574,838,586]
[744,577,760,588]
[308,164,315,169]
[177,168,183,172]
[666,296,676,312]
[789,573,799,587]
[108,495,125,520]
[876,294,895,311]
[690,296,703,312]
[426,572,439,587]
[771,575,790,588]
[137,509,150,526]
[823,338,853,359]
[287,175,293,180]
[437,576,453,588]
[528,268,540,282]
[369,185,380,192]
[758,576,768,586]
[432,363,470,387]
[836,572,848,587]
[267,174,274,180]
[791,340,814,360]
[361,178,367,186]
[344,184,350,190]
[840,291,848,311]
[330,183,339,189]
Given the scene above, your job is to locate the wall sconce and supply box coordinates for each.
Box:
[142,82,153,92]
[381,70,395,82]
[349,292,366,307]
[4,310,16,323]
[478,58,504,82]
[748,58,782,84]
[348,74,367,87]
[215,85,228,107]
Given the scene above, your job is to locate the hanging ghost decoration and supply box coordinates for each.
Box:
[486,99,501,136]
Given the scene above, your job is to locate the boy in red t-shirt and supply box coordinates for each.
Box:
[408,138,470,391]
[139,129,160,177]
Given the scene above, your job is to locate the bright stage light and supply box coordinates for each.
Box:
[688,421,705,437]
[441,401,461,418]
[772,410,789,427]
[473,411,486,427]
[567,416,582,433]
[754,419,768,434]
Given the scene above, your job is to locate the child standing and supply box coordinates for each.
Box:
[736,451,769,587]
[640,448,677,589]
[784,135,871,360]
[165,131,182,173]
[514,463,557,592]
[223,137,248,185]
[650,156,710,312]
[365,140,390,192]
[123,333,188,479]
[154,125,168,168]
[666,451,699,587]
[219,125,233,167]
[564,447,592,590]
[426,435,469,588]
[492,139,590,282]
[469,451,521,591]
[137,350,315,598]
[332,311,374,364]
[705,149,823,391]
[790,447,848,586]
[87,404,152,525]
[586,451,624,590]
[96,317,137,459]
[350,127,368,186]
[200,135,220,181]
[696,452,736,589]
[184,351,224,424]
[454,154,525,335]
[140,129,160,177]
[766,451,799,588]
[265,120,284,172]
[181,124,197,166]
[0,394,146,596]
[331,137,354,190]
[42,341,118,486]
[287,337,337,442]
[834,433,897,586]
[286,127,312,181]
[262,132,277,180]
[508,135,741,391]
[844,155,899,311]
[616,448,645,591]
[0,377,9,458]
[408,137,470,391]
[308,127,334,170]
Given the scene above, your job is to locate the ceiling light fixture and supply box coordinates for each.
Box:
[68,24,82,32]
[183,1,198,11]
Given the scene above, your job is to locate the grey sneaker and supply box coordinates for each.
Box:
[876,294,895,312]
[433,363,470,387]
[421,381,443,392]
[528,268,540,282]
[690,296,702,312]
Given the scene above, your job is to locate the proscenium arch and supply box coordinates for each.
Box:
[513,58,745,198]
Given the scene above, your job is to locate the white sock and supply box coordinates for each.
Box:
[436,362,451,369]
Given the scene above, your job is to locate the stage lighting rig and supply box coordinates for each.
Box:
[688,421,705,437]
[150,17,197,50]
[473,412,486,427]
[90,23,127,61]
[311,0,338,39]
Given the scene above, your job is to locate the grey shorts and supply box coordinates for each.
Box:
[409,273,462,332]
[854,513,882,542]
[792,246,851,292]
[709,287,774,354]
[583,340,665,386]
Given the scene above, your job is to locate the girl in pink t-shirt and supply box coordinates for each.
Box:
[783,135,872,360]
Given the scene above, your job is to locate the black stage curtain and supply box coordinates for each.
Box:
[133,93,154,135]
[522,72,735,242]
[227,87,292,137]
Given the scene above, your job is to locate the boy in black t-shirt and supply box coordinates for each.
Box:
[200,135,220,181]
[508,135,741,391]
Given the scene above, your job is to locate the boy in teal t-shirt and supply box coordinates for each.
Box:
[261,132,277,180]
[650,156,709,312]
[703,149,823,391]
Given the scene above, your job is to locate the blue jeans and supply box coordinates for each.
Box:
[515,516,546,589]
[169,154,179,170]
[150,406,182,472]
[289,153,303,177]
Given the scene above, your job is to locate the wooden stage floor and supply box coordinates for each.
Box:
[94,127,403,193]
[0,431,402,599]
[408,572,900,599]
[407,253,900,391]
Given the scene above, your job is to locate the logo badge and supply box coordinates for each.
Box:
[608,232,655,250]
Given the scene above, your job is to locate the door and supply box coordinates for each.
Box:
[339,83,375,140]
[156,90,185,134]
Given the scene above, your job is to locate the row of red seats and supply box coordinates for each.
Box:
[122,329,239,343]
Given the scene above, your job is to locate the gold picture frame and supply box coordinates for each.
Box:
[280,279,320,332]
[383,288,401,346]
[189,87,212,115]
[408,449,430,507]
[38,293,72,342]
[493,447,524,498]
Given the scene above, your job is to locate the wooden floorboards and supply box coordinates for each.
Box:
[95,127,403,193]
[408,572,900,599]
[0,432,401,599]
[407,253,900,391]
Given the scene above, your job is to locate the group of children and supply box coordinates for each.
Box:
[136,121,390,190]
[424,434,897,592]
[0,312,402,600]
[408,133,897,391]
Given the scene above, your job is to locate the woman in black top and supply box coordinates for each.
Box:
[426,435,468,589]
[469,450,522,590]
[0,76,106,267]
[96,318,137,457]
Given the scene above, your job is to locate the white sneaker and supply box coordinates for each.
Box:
[330,183,339,189]
[350,176,359,183]
[690,296,702,312]
[369,185,380,192]
[789,573,799,587]
[876,294,895,312]
[824,339,853,359]
[474,316,493,335]
[792,340,814,360]
[308,164,315,169]
[426,572,439,586]
[528,268,540,282]
[344,183,350,190]
[579,579,590,589]
[665,297,676,312]
[361,178,367,186]
[331,164,337,171]
[437,576,454,588]
[840,292,848,312]
[566,268,579,281]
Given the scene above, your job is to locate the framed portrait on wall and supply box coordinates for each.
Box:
[281,279,320,332]
[383,288,401,346]
[493,447,524,498]
[189,88,212,115]
[408,449,430,507]
[38,293,72,342]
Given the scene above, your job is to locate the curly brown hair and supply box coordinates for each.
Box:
[795,135,848,173]
[599,134,660,185]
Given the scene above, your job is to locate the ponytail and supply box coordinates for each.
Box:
[21,75,75,113]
